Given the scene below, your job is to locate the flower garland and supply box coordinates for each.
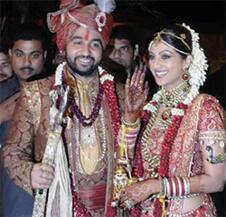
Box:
[131,22,207,217]
[98,67,122,217]
[70,85,104,127]
[131,86,199,217]
[181,23,208,89]
[53,63,121,138]
[53,63,121,217]
[99,66,121,140]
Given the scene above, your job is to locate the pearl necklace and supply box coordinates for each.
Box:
[78,108,107,163]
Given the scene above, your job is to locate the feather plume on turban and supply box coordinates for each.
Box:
[47,0,115,52]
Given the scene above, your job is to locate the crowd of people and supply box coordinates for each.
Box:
[0,0,225,217]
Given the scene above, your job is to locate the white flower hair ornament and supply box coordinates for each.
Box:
[181,23,208,89]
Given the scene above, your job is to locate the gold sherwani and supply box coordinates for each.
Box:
[3,72,118,217]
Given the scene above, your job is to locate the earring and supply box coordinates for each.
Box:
[182,68,190,81]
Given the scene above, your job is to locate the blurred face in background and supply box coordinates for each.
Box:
[0,52,13,82]
[9,40,46,81]
[108,38,134,70]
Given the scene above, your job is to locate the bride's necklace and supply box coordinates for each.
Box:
[138,82,196,178]
[159,82,190,107]
[160,81,190,107]
[160,81,190,121]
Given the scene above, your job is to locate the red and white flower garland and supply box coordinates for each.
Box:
[53,63,121,217]
[131,86,199,217]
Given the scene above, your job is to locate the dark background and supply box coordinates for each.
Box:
[0,0,225,32]
[0,0,225,214]
[0,0,225,106]
[1,0,225,45]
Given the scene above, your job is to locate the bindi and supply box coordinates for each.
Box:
[84,29,90,41]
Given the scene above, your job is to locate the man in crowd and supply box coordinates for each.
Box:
[0,44,20,130]
[108,24,139,76]
[9,23,48,82]
[0,43,20,217]
[0,42,33,217]
[3,0,121,216]
[104,25,139,113]
[1,22,48,217]
[106,24,156,111]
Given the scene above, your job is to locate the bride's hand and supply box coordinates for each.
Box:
[120,179,160,209]
[124,63,149,123]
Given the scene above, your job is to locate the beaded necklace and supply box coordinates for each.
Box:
[132,85,199,217]
[53,63,121,137]
[53,63,121,217]
[77,108,107,163]
[141,82,190,177]
[70,84,104,127]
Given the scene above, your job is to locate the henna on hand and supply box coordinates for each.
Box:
[124,63,149,123]
[120,179,155,206]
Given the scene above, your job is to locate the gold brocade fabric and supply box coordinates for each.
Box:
[3,76,54,194]
[2,72,117,217]
[76,79,100,175]
[64,69,116,216]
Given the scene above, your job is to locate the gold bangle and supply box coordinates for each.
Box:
[122,118,140,129]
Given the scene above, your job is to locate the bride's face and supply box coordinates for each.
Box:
[148,41,190,90]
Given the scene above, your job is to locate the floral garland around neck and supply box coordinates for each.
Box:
[70,83,104,127]
[131,85,199,217]
[53,62,121,217]
[53,62,121,137]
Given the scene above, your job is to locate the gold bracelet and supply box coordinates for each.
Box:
[122,118,140,129]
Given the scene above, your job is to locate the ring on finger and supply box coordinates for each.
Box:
[137,85,142,91]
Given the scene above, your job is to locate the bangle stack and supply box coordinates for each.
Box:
[120,119,140,149]
[160,177,191,198]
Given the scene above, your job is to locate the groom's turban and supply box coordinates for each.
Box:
[47,0,114,52]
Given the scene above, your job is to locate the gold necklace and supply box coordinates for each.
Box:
[141,82,190,178]
[160,81,190,107]
[141,105,160,178]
